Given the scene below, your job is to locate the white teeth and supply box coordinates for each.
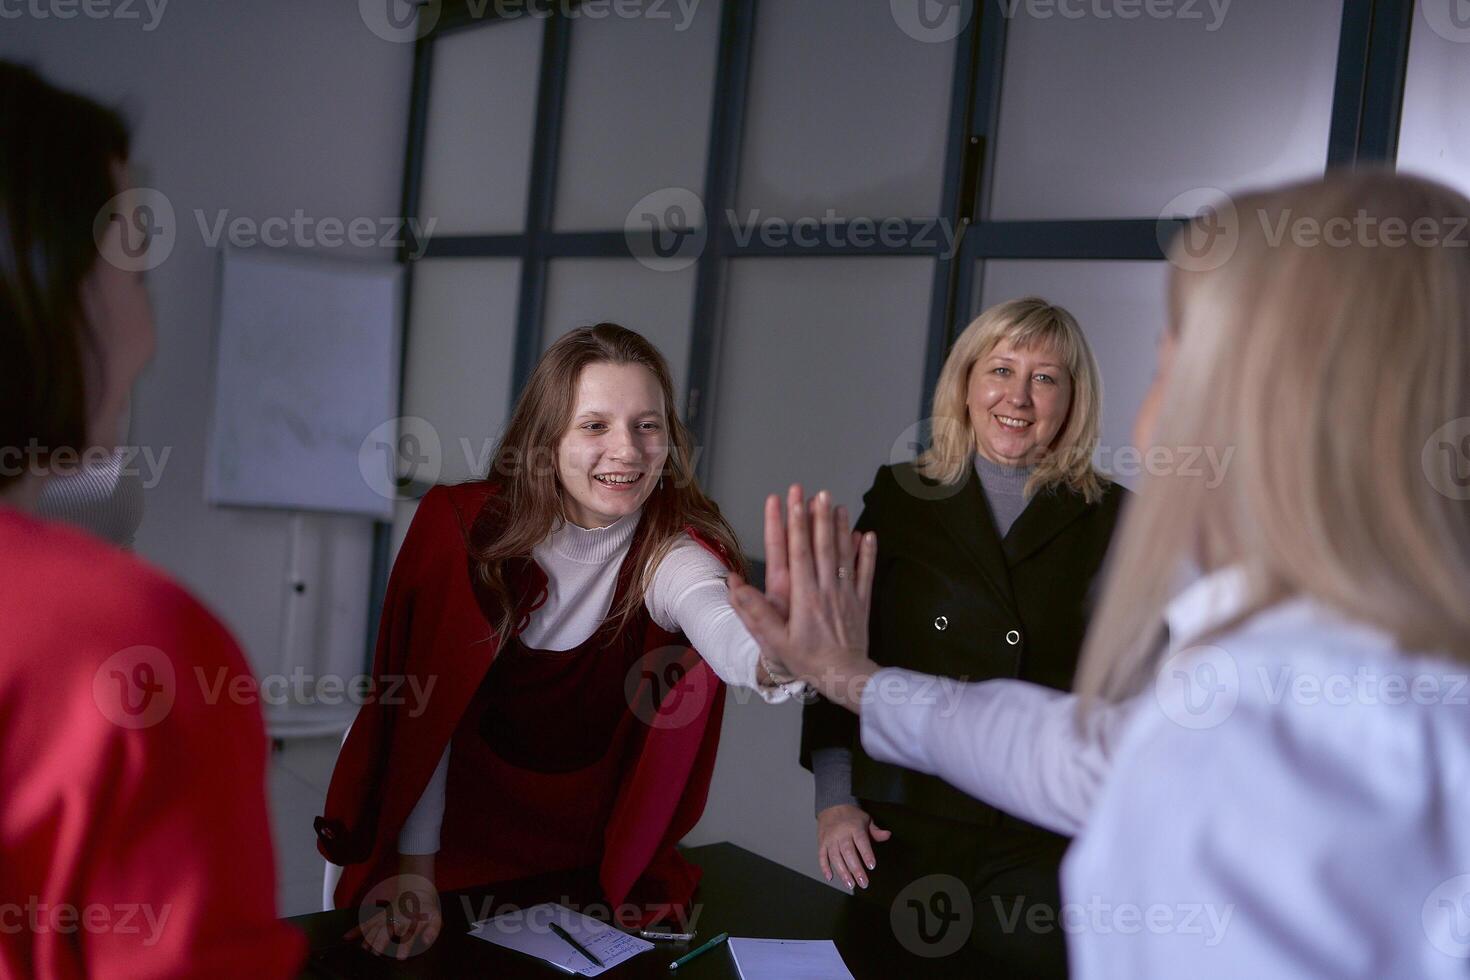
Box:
[996,415,1032,428]
[595,473,641,485]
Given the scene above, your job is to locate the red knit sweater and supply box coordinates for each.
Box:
[317,482,728,926]
[0,505,304,978]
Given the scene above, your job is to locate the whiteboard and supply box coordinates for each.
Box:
[206,247,403,519]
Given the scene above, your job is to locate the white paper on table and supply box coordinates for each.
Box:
[467,902,653,976]
[727,937,855,980]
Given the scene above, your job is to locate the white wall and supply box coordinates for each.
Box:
[0,4,415,731]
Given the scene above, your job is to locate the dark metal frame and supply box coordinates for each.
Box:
[365,0,1420,662]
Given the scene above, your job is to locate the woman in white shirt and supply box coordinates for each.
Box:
[731,171,1470,977]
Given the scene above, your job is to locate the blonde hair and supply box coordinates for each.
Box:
[917,297,1106,503]
[1075,171,1470,705]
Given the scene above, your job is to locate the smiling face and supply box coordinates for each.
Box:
[555,361,669,528]
[967,339,1073,466]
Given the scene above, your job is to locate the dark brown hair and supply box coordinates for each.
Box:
[0,61,132,492]
[473,323,746,643]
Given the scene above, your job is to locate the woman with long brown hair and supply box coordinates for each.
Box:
[318,323,798,957]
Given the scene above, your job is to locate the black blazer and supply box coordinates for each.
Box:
[801,461,1128,833]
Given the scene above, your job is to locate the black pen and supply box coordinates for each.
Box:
[550,922,604,969]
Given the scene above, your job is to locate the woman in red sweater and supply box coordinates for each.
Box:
[0,62,304,977]
[320,324,803,958]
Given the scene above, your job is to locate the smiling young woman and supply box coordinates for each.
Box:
[318,323,798,957]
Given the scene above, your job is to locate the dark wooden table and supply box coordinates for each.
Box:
[290,842,978,978]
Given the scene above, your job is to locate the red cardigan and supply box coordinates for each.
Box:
[317,482,728,924]
[0,506,304,979]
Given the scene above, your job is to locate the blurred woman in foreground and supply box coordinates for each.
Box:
[0,62,303,977]
[733,171,1470,977]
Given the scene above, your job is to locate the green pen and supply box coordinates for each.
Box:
[667,931,728,970]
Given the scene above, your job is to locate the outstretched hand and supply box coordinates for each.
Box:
[728,485,879,713]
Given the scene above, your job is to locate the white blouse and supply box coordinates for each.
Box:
[397,509,793,854]
[863,568,1470,976]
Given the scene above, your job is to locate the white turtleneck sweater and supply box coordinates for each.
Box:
[397,509,794,854]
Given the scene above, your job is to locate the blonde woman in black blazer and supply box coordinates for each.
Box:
[801,298,1128,977]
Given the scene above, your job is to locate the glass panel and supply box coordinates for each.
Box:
[990,3,1342,220]
[401,258,522,485]
[541,259,697,408]
[419,19,543,234]
[708,257,934,557]
[1398,0,1470,199]
[977,259,1171,490]
[736,4,956,221]
[553,1,720,230]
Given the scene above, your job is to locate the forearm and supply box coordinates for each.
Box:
[858,668,1123,836]
[397,745,449,855]
[811,747,860,815]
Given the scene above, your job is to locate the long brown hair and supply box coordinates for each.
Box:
[472,322,747,644]
[0,61,131,492]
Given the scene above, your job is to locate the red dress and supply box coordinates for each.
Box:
[0,505,305,979]
[318,482,729,926]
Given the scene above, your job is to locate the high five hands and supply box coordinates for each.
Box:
[728,485,881,714]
